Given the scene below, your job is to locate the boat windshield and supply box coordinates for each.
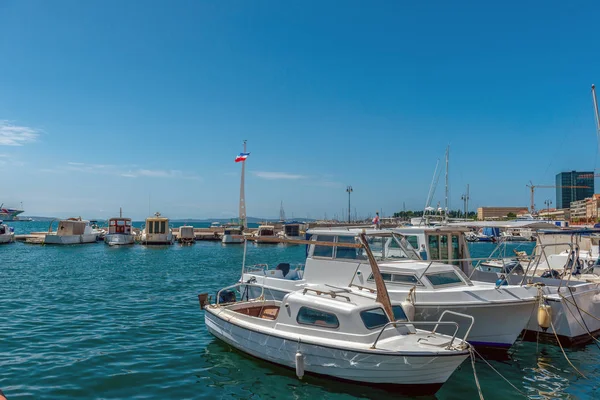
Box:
[359,233,420,261]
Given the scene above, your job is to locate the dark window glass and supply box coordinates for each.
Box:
[148,222,154,234]
[335,236,359,259]
[426,271,464,287]
[391,274,419,285]
[160,221,166,234]
[428,235,440,260]
[313,235,335,258]
[392,305,408,321]
[296,307,339,329]
[361,308,389,329]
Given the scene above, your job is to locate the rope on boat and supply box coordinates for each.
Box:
[535,285,586,378]
[546,306,587,379]
[558,288,600,349]
[471,348,528,398]
[469,348,485,400]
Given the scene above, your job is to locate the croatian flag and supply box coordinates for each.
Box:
[235,152,250,162]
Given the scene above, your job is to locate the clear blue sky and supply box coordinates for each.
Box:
[1,0,599,220]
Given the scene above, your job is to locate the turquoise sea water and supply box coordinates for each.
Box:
[2,221,599,399]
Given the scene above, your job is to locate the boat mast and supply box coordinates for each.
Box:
[444,146,449,223]
[279,201,286,222]
[593,85,600,152]
[239,140,247,229]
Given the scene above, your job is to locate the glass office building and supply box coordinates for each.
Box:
[555,171,595,209]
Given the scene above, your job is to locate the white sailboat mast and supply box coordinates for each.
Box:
[239,140,247,229]
[445,146,449,221]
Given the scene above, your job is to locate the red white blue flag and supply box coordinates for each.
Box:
[235,152,250,162]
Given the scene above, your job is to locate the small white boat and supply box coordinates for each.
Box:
[140,212,174,245]
[104,217,135,246]
[178,225,195,244]
[202,284,472,394]
[44,218,98,245]
[222,226,244,244]
[0,221,14,244]
[278,222,305,242]
[253,225,277,244]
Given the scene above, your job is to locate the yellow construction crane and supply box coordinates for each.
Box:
[526,181,590,213]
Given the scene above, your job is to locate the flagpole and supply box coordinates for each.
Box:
[239,140,247,229]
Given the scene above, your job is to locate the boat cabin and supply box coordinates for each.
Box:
[391,226,472,273]
[283,223,301,237]
[108,218,132,235]
[224,226,243,235]
[57,218,92,236]
[146,215,169,235]
[219,285,413,341]
[243,228,475,296]
[257,225,275,237]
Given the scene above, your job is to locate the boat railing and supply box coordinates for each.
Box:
[370,310,474,350]
[245,263,306,274]
[301,287,352,302]
[215,282,266,306]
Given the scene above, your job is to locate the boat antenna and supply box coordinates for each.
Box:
[358,232,394,321]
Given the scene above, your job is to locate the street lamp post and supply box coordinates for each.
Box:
[544,199,552,219]
[346,186,353,223]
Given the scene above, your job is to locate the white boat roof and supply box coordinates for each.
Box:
[286,285,388,312]
[447,220,558,229]
[307,227,394,236]
[393,225,471,233]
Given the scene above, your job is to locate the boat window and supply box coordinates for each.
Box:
[406,235,419,249]
[335,236,363,260]
[428,235,439,260]
[313,235,335,258]
[148,222,154,234]
[110,220,116,226]
[160,221,166,234]
[296,307,339,329]
[360,307,389,329]
[117,220,125,226]
[392,305,408,322]
[451,235,462,266]
[126,220,132,226]
[440,235,449,261]
[367,273,423,286]
[426,271,465,287]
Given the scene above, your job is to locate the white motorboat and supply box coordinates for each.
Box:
[44,218,99,245]
[202,234,473,394]
[241,228,536,349]
[278,222,305,242]
[0,221,14,244]
[140,212,173,245]
[178,225,195,244]
[252,225,277,244]
[222,225,244,244]
[104,216,135,246]
[445,222,600,345]
[203,287,471,394]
